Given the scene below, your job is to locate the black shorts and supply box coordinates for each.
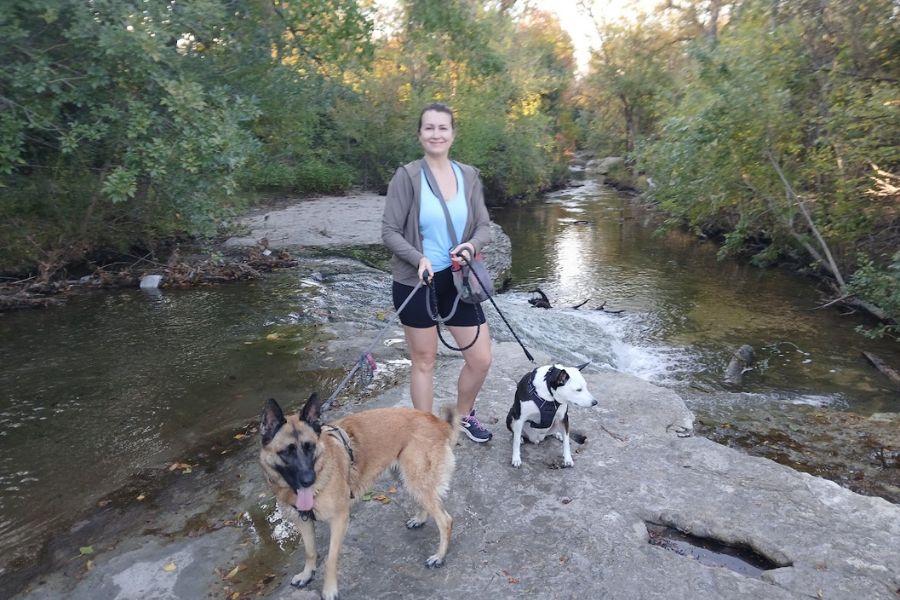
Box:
[392,267,486,329]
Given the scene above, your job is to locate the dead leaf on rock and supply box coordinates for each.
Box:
[224,564,242,580]
[163,562,177,572]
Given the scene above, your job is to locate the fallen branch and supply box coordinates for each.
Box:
[767,150,847,291]
[594,301,625,314]
[528,288,552,309]
[724,344,755,386]
[572,298,590,310]
[861,351,900,389]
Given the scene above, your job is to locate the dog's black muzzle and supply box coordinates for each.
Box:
[276,444,317,490]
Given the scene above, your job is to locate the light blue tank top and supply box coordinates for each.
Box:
[420,163,468,272]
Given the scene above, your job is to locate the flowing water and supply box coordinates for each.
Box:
[0,260,386,572]
[487,177,899,502]
[490,178,899,410]
[1,178,898,575]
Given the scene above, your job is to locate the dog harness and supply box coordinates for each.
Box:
[323,425,355,465]
[525,376,561,430]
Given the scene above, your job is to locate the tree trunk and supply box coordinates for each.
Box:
[862,352,900,389]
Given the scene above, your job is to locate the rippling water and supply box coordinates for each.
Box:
[1,181,897,571]
[490,179,900,413]
[0,270,352,567]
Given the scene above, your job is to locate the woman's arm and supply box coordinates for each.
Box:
[381,168,424,267]
[466,175,493,254]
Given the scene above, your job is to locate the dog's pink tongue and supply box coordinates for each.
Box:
[295,487,314,512]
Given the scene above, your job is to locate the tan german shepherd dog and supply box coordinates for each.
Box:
[259,393,459,600]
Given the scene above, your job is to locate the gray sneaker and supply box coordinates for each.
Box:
[461,410,492,443]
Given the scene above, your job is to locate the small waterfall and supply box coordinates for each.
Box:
[484,292,695,383]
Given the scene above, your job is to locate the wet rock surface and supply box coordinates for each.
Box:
[696,408,900,504]
[9,342,899,600]
[5,192,897,599]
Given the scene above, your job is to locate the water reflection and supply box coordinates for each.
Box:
[0,273,330,566]
[490,180,900,410]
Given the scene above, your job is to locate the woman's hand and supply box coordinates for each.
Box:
[451,242,475,262]
[418,256,434,283]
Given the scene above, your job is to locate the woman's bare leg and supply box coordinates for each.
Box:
[447,322,492,415]
[404,325,438,413]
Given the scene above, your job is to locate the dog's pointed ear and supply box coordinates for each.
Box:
[576,360,591,372]
[546,366,570,390]
[260,398,286,446]
[300,392,322,425]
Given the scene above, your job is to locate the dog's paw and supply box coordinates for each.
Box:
[289,569,315,588]
[562,459,574,468]
[425,554,446,568]
[511,457,522,468]
[405,516,426,529]
[321,586,340,600]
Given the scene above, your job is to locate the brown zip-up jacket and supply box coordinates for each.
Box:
[382,158,493,286]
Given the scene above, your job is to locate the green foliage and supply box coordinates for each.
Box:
[0,0,375,275]
[338,2,576,201]
[577,15,678,156]
[849,252,900,339]
[0,0,580,276]
[575,0,899,328]
[240,159,354,194]
[0,0,261,273]
[639,1,896,276]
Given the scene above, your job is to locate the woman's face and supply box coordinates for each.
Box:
[418,109,455,158]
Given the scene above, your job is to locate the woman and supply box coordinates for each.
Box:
[381,102,494,442]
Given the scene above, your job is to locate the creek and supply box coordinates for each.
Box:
[488,176,899,502]
[1,176,897,576]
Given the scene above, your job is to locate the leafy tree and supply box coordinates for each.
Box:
[333,1,576,201]
[573,0,898,329]
[576,10,679,156]
[0,0,262,276]
[0,0,375,276]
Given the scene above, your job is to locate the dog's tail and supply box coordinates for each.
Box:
[440,404,460,447]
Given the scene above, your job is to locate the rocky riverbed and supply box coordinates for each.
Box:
[3,190,897,600]
[10,340,900,600]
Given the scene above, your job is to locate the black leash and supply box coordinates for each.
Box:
[424,272,482,353]
[429,255,534,362]
[323,252,535,412]
[459,254,534,362]
[321,279,423,412]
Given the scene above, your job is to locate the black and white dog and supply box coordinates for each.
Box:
[506,363,597,468]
